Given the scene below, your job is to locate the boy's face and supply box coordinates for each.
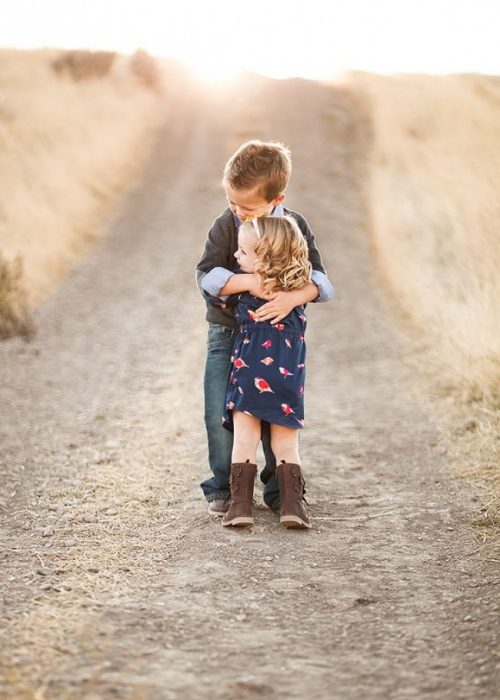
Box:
[224,182,284,222]
[234,226,258,273]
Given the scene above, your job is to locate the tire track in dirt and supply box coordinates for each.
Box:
[0,73,498,699]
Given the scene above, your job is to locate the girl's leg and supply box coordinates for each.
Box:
[270,424,300,465]
[232,411,261,463]
[270,424,311,529]
[223,411,261,527]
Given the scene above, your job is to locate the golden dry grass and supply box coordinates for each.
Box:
[0,48,164,334]
[351,72,500,403]
[0,253,34,339]
[348,72,499,528]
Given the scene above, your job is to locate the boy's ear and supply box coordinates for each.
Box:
[273,193,285,205]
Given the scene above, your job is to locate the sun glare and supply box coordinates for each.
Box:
[1,0,500,80]
[184,59,241,86]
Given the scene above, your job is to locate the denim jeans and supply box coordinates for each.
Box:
[200,323,279,507]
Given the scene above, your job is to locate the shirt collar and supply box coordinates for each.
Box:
[232,202,285,228]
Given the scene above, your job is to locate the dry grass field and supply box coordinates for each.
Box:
[0,48,164,337]
[351,72,500,403]
[349,72,499,524]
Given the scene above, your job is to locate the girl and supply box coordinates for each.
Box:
[217,215,312,529]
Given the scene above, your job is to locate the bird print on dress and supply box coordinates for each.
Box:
[233,358,249,370]
[254,377,274,393]
[222,290,307,432]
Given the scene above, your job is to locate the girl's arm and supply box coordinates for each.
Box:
[220,273,272,299]
[219,273,255,296]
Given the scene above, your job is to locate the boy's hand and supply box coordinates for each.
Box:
[255,283,319,323]
[255,290,301,323]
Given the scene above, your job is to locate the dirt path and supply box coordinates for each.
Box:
[1,73,498,699]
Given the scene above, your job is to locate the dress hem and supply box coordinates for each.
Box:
[223,407,304,433]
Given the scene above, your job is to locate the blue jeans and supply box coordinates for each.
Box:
[200,323,279,507]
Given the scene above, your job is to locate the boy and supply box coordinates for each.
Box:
[196,140,335,515]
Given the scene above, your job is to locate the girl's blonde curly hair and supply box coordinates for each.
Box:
[241,215,312,294]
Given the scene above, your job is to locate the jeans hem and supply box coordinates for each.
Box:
[205,493,231,503]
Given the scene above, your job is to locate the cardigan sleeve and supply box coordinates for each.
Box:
[290,212,336,302]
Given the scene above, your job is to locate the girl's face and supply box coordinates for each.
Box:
[234,226,258,273]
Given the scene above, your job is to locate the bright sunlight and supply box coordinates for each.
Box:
[2,0,500,80]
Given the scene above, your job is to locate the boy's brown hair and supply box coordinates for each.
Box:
[223,140,292,201]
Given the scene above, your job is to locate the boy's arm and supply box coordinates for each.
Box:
[196,214,236,302]
[253,283,319,323]
[294,213,336,303]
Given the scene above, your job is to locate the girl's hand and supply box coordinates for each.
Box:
[247,273,276,301]
[254,290,300,323]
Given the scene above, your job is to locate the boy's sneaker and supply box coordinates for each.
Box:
[266,497,281,512]
[207,497,231,516]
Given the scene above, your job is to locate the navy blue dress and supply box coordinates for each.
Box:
[223,292,307,431]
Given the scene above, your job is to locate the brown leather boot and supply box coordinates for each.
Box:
[276,461,312,529]
[222,461,257,527]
